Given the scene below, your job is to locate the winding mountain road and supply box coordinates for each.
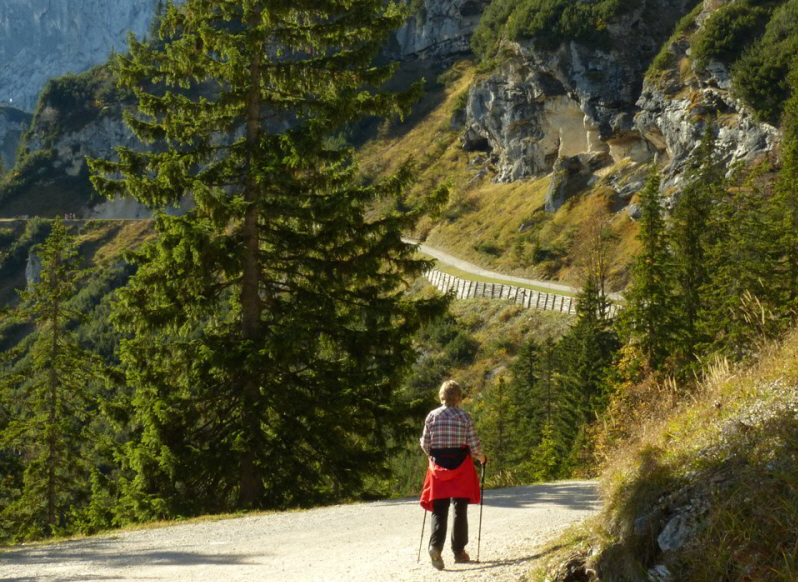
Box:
[408,240,624,302]
[409,240,580,295]
[0,481,599,582]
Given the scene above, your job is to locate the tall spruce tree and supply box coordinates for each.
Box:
[621,171,676,371]
[0,219,98,539]
[474,376,514,474]
[772,71,798,313]
[670,122,719,367]
[559,274,618,420]
[509,336,571,477]
[700,164,780,358]
[89,0,448,515]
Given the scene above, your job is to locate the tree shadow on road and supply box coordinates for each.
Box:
[483,481,599,512]
[449,543,568,574]
[0,537,262,578]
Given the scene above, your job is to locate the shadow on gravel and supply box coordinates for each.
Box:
[1,577,126,581]
[452,543,568,574]
[483,482,599,511]
[1,537,261,571]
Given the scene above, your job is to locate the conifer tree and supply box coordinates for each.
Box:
[670,122,719,367]
[510,337,543,454]
[510,337,571,476]
[528,422,560,481]
[90,0,448,515]
[0,219,98,539]
[559,274,618,420]
[474,376,514,475]
[700,164,780,358]
[772,71,798,313]
[621,171,676,371]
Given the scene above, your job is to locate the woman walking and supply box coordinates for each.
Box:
[419,380,487,570]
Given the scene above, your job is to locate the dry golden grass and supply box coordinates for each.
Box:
[358,59,476,193]
[87,220,155,266]
[359,59,644,292]
[528,328,798,581]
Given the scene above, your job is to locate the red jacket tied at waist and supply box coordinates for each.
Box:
[419,454,481,511]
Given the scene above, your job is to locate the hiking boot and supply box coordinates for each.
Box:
[454,550,470,563]
[429,547,444,570]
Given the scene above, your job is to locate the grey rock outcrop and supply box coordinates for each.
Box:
[635,50,777,195]
[464,66,603,182]
[545,152,611,212]
[391,0,490,60]
[460,0,692,183]
[0,105,31,169]
[458,0,776,204]
[29,113,140,179]
[25,248,42,287]
[0,0,162,111]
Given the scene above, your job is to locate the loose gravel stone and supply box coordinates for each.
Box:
[0,481,599,582]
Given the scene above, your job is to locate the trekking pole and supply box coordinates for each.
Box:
[417,510,427,563]
[476,460,486,563]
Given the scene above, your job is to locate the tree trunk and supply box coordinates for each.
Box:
[47,255,60,531]
[239,8,264,508]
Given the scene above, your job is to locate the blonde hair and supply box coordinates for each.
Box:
[439,380,463,406]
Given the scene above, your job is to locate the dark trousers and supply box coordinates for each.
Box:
[429,497,469,554]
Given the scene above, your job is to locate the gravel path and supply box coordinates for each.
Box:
[407,240,580,295]
[0,481,599,582]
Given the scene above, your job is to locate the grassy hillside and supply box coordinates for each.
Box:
[359,60,640,292]
[529,327,798,581]
[0,219,155,353]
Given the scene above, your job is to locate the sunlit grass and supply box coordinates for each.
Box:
[527,327,798,581]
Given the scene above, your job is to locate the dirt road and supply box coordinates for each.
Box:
[407,240,580,295]
[0,481,599,582]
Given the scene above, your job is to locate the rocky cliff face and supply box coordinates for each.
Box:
[460,0,691,185]
[0,106,31,169]
[391,0,490,60]
[0,0,161,111]
[634,30,777,194]
[459,0,778,210]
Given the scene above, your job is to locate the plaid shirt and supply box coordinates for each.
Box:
[420,405,483,456]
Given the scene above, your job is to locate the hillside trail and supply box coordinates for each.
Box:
[0,481,599,582]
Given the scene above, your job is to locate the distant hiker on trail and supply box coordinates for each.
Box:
[419,379,487,570]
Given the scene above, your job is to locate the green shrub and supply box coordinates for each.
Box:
[732,0,798,122]
[25,64,131,150]
[645,2,702,77]
[443,331,480,364]
[474,240,503,256]
[472,0,639,59]
[692,3,772,67]
[0,150,57,207]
